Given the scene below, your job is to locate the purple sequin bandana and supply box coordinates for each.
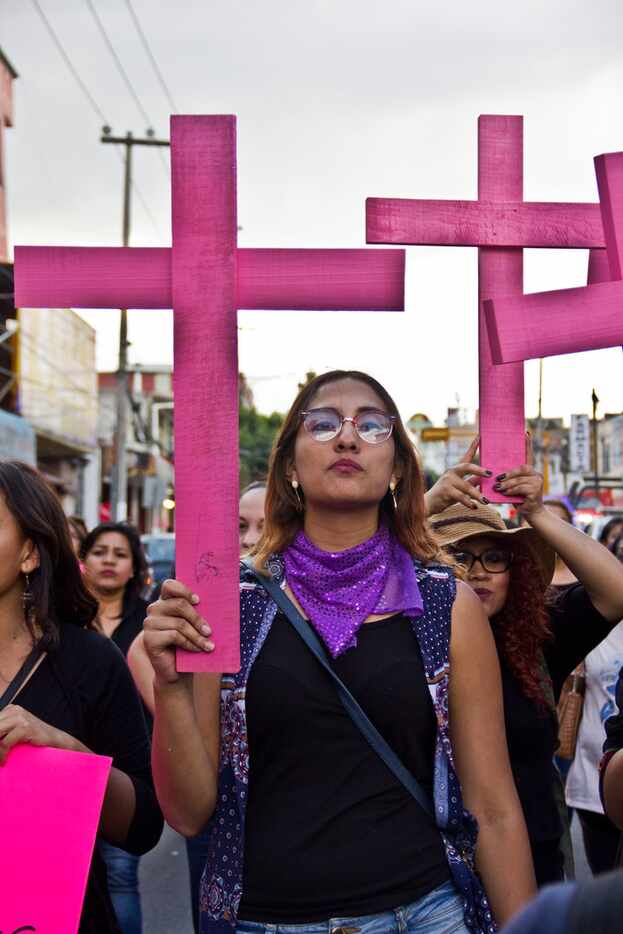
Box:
[283,525,424,658]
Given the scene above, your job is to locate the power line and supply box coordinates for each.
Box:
[29,0,166,242]
[84,0,154,132]
[85,0,171,181]
[30,0,108,124]
[123,0,179,114]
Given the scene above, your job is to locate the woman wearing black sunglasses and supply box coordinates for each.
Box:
[144,370,535,933]
[427,441,623,887]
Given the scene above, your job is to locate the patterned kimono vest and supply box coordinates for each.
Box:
[199,557,496,933]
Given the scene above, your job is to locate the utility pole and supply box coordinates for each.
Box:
[592,387,600,501]
[101,128,170,521]
[536,357,544,474]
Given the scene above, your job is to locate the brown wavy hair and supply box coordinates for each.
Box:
[254,370,443,572]
[491,549,553,709]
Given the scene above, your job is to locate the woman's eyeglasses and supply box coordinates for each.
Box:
[451,548,513,574]
[300,408,396,445]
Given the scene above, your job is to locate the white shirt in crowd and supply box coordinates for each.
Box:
[566,622,623,813]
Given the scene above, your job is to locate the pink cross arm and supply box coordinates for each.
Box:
[15,114,405,674]
[484,150,623,365]
[237,248,404,310]
[14,246,404,312]
[366,198,605,249]
[14,246,172,309]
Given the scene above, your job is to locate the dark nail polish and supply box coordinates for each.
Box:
[484,470,493,477]
[482,497,490,505]
[493,483,501,492]
[496,473,507,481]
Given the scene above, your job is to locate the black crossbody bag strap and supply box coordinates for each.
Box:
[242,559,434,819]
[0,644,45,712]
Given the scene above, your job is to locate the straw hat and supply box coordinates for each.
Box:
[429,501,555,589]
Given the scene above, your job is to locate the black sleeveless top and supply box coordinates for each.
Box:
[238,610,450,923]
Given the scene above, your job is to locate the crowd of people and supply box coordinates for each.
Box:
[3,369,623,932]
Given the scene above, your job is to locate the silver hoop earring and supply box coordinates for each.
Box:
[291,478,304,512]
[389,480,398,511]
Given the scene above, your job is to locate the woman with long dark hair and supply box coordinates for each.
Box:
[81,522,149,654]
[0,461,162,933]
[80,521,151,934]
[144,370,535,933]
[427,441,623,885]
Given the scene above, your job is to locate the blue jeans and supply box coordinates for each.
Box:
[99,839,142,934]
[236,882,469,933]
[186,829,212,933]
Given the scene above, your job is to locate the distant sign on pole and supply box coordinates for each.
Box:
[570,414,591,473]
[420,427,450,442]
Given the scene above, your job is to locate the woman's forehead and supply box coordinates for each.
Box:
[309,378,386,412]
[93,531,130,550]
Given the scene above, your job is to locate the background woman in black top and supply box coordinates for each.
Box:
[81,521,151,934]
[428,439,623,886]
[0,461,162,933]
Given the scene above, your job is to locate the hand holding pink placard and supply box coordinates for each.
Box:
[0,744,112,934]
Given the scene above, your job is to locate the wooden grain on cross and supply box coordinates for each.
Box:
[14,115,405,672]
[366,114,607,502]
[484,151,623,364]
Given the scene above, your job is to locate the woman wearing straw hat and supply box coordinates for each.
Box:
[427,438,623,887]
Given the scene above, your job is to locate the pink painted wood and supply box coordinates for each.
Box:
[484,151,623,366]
[367,199,604,249]
[15,247,405,312]
[14,115,406,673]
[365,114,612,502]
[477,116,525,502]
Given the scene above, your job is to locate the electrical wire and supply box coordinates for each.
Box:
[29,0,167,242]
[84,0,171,181]
[30,0,108,124]
[122,0,179,114]
[84,0,153,131]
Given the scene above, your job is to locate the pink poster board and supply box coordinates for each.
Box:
[0,744,112,934]
[14,115,405,673]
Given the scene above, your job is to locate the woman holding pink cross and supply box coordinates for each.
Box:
[144,370,534,933]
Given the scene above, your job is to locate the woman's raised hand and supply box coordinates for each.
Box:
[493,435,544,519]
[424,437,493,516]
[144,579,214,686]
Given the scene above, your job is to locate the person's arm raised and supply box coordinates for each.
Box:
[496,437,623,622]
[449,582,536,925]
[145,579,221,837]
[424,437,492,516]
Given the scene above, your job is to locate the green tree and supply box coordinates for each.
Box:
[239,405,283,488]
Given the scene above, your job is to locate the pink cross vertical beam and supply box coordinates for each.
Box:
[367,115,606,501]
[484,151,623,365]
[14,116,405,673]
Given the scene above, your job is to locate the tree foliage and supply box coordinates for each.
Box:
[239,407,283,487]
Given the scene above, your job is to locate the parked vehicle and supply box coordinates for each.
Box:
[140,533,175,597]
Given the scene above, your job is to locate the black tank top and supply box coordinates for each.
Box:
[238,610,450,923]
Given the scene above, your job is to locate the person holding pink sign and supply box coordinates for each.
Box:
[0,461,163,933]
[144,371,535,933]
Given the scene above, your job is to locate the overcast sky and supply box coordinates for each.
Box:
[3,0,623,424]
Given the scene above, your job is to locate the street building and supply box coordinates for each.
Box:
[98,365,174,532]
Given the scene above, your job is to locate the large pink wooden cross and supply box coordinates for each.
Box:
[14,116,405,672]
[366,114,606,501]
[484,152,623,364]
